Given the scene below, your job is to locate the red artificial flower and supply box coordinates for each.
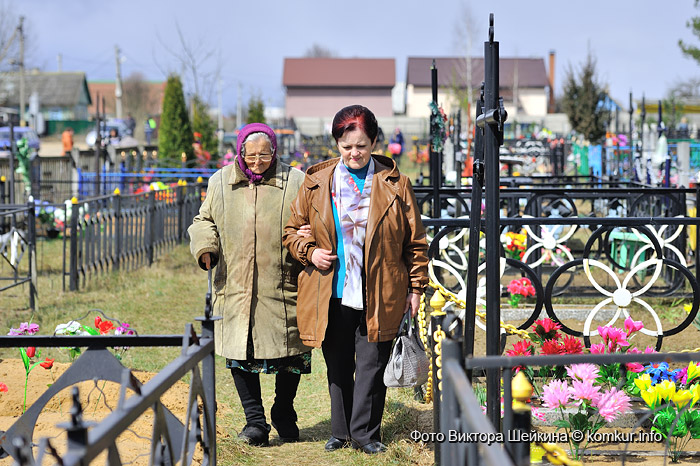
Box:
[25,346,35,358]
[0,382,8,393]
[94,317,114,335]
[532,318,562,341]
[540,339,564,355]
[561,335,584,354]
[506,340,534,357]
[40,358,54,369]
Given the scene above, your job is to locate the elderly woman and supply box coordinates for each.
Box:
[283,105,429,454]
[189,123,311,446]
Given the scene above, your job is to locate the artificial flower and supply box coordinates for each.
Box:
[687,362,700,385]
[673,389,694,409]
[94,317,114,335]
[0,382,7,393]
[505,340,533,357]
[39,358,54,369]
[656,380,677,402]
[566,364,599,383]
[540,339,564,355]
[570,379,602,405]
[623,316,643,336]
[634,373,653,392]
[542,379,570,409]
[561,335,584,354]
[25,347,35,358]
[597,325,630,352]
[595,387,631,422]
[645,362,672,384]
[8,322,39,336]
[641,387,662,409]
[589,343,606,354]
[532,318,561,341]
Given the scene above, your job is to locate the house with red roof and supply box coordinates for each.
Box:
[283,58,396,119]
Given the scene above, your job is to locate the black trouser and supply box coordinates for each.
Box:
[321,299,393,446]
[231,368,301,437]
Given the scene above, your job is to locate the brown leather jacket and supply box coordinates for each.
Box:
[283,155,429,347]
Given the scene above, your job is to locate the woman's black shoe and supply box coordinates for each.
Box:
[354,441,387,454]
[324,436,349,451]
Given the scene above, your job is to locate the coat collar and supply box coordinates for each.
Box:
[303,154,400,190]
[228,156,282,188]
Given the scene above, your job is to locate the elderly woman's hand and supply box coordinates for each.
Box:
[311,248,337,271]
[201,252,212,270]
[298,224,312,238]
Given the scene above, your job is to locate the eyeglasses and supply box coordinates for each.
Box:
[244,153,273,163]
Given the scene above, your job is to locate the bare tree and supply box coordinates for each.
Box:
[304,43,336,58]
[668,77,700,99]
[450,2,481,147]
[154,22,222,106]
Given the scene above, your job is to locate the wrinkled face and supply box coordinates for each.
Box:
[337,128,375,170]
[243,138,273,174]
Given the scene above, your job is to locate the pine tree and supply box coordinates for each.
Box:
[192,96,217,156]
[158,74,193,166]
[561,53,609,143]
[247,96,266,124]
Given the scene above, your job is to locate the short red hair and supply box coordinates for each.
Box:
[331,105,378,144]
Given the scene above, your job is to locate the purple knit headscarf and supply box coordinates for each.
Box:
[237,123,277,183]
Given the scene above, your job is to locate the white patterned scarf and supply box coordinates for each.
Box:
[332,158,375,310]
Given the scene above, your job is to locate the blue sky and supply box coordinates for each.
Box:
[7,0,700,114]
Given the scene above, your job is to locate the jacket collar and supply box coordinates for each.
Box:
[303,154,400,189]
[228,156,282,188]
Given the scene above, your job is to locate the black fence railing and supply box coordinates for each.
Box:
[436,336,700,466]
[0,311,219,465]
[64,183,205,291]
[0,202,36,310]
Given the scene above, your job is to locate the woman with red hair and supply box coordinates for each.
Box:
[283,105,429,454]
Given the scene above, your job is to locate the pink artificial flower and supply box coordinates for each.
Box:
[644,346,657,354]
[531,406,547,422]
[626,363,645,373]
[589,343,606,354]
[566,364,599,383]
[676,367,689,385]
[542,380,571,409]
[595,387,631,422]
[597,326,630,352]
[623,317,644,336]
[569,379,602,405]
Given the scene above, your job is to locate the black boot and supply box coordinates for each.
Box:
[270,372,301,442]
[232,368,270,446]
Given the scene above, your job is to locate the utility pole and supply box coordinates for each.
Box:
[57,53,63,72]
[217,79,224,155]
[18,16,25,126]
[114,45,123,119]
[236,82,243,128]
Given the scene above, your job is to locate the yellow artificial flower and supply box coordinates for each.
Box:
[673,389,694,409]
[641,387,661,409]
[685,303,693,314]
[691,383,700,407]
[656,380,677,402]
[687,362,700,384]
[634,373,652,391]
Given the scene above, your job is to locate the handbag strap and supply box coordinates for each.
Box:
[398,310,417,337]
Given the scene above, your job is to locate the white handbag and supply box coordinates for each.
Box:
[383,310,430,388]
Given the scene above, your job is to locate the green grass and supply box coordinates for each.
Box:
[1,239,434,465]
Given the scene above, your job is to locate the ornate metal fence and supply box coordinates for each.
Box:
[0,305,219,465]
[0,202,37,310]
[64,183,205,291]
